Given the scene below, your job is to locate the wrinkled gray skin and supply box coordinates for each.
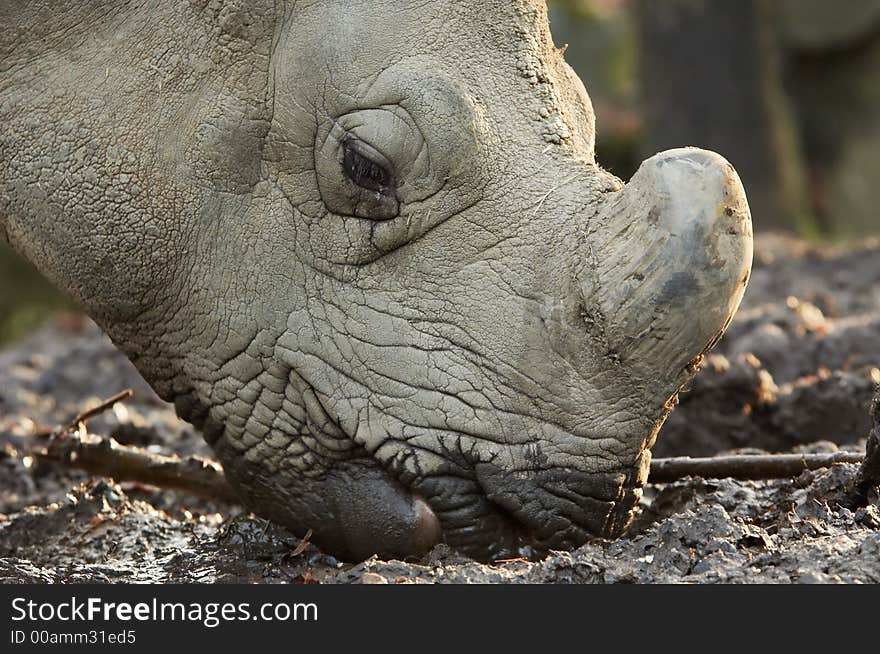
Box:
[0,0,752,560]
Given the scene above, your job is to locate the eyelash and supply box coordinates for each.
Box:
[342,140,393,194]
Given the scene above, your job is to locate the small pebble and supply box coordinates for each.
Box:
[359,572,388,585]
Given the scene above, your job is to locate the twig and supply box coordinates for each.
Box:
[649,451,864,484]
[39,389,237,501]
[40,429,866,499]
[62,388,134,433]
[38,392,874,504]
[291,529,313,557]
[38,431,239,502]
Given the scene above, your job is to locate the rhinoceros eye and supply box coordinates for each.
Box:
[342,139,394,194]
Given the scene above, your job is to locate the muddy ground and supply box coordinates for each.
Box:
[1,234,879,584]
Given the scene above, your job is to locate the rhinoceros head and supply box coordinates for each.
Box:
[0,0,751,559]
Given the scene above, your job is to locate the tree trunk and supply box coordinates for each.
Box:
[634,0,814,234]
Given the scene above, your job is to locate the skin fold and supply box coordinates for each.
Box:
[0,0,752,560]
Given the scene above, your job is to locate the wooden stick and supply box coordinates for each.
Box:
[41,428,865,499]
[38,432,239,502]
[37,390,872,502]
[648,451,864,484]
[62,388,134,433]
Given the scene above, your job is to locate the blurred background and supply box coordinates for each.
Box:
[1,0,879,343]
[549,0,880,238]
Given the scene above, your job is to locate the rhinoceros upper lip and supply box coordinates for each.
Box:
[392,453,610,561]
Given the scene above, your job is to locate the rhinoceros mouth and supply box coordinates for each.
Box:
[380,460,647,561]
[375,433,650,560]
[210,405,645,561]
